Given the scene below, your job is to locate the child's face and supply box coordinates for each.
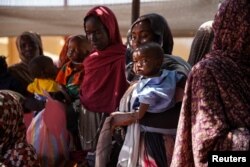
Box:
[67,39,91,63]
[133,51,161,77]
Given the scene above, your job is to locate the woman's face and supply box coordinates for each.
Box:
[130,20,155,50]
[19,35,40,62]
[84,16,110,51]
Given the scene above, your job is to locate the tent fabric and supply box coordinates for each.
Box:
[0,0,220,37]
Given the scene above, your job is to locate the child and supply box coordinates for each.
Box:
[0,55,25,95]
[55,35,91,161]
[112,42,183,126]
[56,35,91,100]
[27,55,63,103]
[131,42,183,121]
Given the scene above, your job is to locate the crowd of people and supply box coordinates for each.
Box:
[0,0,249,166]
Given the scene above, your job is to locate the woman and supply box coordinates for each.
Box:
[0,90,40,166]
[8,31,43,96]
[95,13,191,167]
[78,6,129,152]
[126,13,191,82]
[119,13,191,167]
[188,20,214,66]
[171,0,250,166]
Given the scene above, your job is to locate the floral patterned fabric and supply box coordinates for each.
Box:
[171,0,250,167]
[0,90,40,166]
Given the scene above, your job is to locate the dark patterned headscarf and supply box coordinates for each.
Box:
[0,91,40,166]
[171,0,250,166]
[207,0,250,103]
[128,13,173,55]
[188,21,214,66]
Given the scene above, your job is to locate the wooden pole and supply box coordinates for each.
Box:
[131,0,140,24]
[64,0,67,7]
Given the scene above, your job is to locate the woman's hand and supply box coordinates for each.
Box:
[111,112,136,127]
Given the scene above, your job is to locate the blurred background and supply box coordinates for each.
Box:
[0,0,220,65]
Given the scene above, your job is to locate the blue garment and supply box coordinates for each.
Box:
[133,69,183,113]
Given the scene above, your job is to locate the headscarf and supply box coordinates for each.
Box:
[171,0,250,166]
[57,35,72,69]
[16,31,43,64]
[126,13,190,81]
[84,6,123,45]
[9,31,44,95]
[208,0,250,101]
[128,13,174,55]
[188,20,214,66]
[80,6,128,113]
[0,90,40,166]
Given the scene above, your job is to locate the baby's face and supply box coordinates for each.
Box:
[132,51,160,78]
[67,39,91,63]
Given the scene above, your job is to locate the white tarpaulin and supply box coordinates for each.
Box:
[0,0,220,37]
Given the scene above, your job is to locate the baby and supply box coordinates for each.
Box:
[56,35,91,100]
[27,55,64,102]
[112,42,183,126]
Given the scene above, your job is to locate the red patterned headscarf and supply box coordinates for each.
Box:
[0,91,40,166]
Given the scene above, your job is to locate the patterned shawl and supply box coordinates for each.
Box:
[188,20,214,66]
[0,90,40,166]
[171,0,250,167]
[80,6,129,113]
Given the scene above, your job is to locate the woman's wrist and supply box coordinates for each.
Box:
[132,111,140,123]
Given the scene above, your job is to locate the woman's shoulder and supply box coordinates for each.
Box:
[8,62,28,72]
[189,56,219,81]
